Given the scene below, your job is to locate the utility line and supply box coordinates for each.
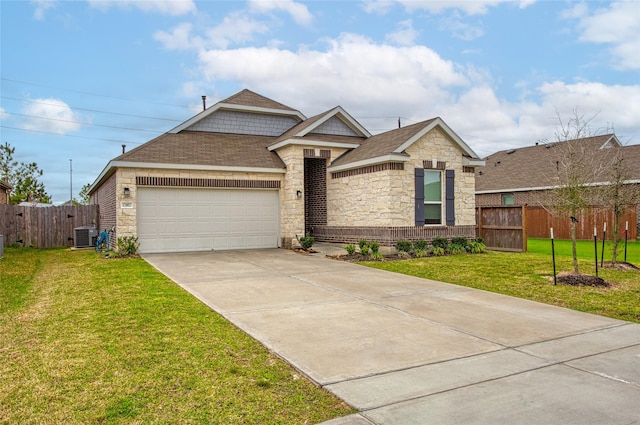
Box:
[1,77,193,110]
[0,125,145,146]
[1,96,184,122]
[5,112,167,134]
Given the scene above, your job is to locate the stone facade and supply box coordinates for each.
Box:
[326,127,477,228]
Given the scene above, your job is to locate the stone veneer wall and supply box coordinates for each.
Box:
[327,126,477,227]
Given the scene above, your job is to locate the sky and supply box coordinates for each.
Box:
[1,0,639,204]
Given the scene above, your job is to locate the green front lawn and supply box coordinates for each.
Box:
[0,248,354,424]
[362,238,640,323]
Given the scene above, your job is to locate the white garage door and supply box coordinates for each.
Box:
[137,188,279,253]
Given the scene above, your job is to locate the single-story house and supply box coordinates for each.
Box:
[89,89,485,253]
[475,135,640,237]
[0,180,11,204]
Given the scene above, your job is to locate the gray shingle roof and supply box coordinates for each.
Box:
[474,134,639,192]
[331,119,436,166]
[221,89,298,112]
[114,131,285,169]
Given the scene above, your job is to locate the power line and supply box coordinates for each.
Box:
[0,125,144,146]
[1,77,193,110]
[5,112,166,134]
[1,96,184,123]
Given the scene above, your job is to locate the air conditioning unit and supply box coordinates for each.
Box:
[74,226,98,248]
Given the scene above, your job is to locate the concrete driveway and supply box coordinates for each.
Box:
[143,247,640,425]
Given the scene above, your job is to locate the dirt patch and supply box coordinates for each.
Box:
[602,262,639,271]
[556,272,611,287]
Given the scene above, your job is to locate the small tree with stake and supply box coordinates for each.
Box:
[596,146,640,266]
[546,109,606,275]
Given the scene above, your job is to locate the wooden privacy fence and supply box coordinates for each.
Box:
[526,206,637,240]
[0,204,99,248]
[476,206,527,252]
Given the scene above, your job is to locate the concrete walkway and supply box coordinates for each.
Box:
[143,247,640,425]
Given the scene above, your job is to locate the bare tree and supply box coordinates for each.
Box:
[596,146,640,265]
[548,110,606,274]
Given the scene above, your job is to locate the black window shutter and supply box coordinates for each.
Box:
[414,168,424,226]
[445,169,455,226]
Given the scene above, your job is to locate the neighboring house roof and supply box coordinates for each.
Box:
[475,134,633,193]
[330,117,484,171]
[0,180,12,190]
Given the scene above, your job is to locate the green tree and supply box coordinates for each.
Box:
[78,183,91,205]
[0,142,51,204]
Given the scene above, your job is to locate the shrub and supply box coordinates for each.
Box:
[345,244,356,255]
[451,237,469,249]
[432,246,445,256]
[475,237,485,244]
[414,248,428,258]
[360,245,370,256]
[431,237,448,250]
[370,252,384,261]
[297,234,314,250]
[369,241,380,254]
[398,250,411,259]
[115,236,139,256]
[395,239,412,253]
[413,239,428,251]
[358,239,368,249]
[449,243,466,255]
[469,241,487,254]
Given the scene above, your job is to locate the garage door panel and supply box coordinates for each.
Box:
[137,188,279,253]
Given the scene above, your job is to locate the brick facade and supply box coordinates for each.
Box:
[311,225,477,247]
[90,172,117,246]
[0,188,8,204]
[304,158,328,230]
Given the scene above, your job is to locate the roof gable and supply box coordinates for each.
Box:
[268,106,369,151]
[330,117,483,170]
[169,90,306,134]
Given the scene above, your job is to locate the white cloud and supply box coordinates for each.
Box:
[439,12,485,40]
[154,22,199,50]
[86,0,196,16]
[248,0,313,26]
[31,0,56,20]
[195,33,468,117]
[386,19,419,46]
[0,106,9,121]
[396,0,535,15]
[571,1,640,70]
[21,98,82,135]
[206,11,271,49]
[362,0,396,15]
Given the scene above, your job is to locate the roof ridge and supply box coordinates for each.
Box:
[221,89,298,112]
